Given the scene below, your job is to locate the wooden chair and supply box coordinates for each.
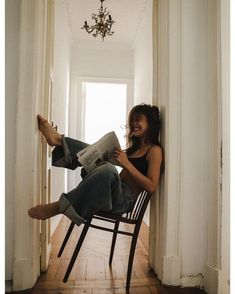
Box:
[57,190,152,291]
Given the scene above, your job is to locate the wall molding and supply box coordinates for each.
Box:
[162,256,181,286]
[217,0,230,292]
[204,264,220,293]
[163,0,182,257]
[181,275,204,288]
[163,260,204,288]
[150,0,182,285]
[13,259,34,290]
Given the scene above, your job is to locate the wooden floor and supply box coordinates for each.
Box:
[27,217,206,294]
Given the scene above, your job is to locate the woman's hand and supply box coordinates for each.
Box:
[113,148,130,169]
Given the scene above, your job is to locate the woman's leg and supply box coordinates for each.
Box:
[28,163,134,225]
[61,163,134,220]
[28,163,118,221]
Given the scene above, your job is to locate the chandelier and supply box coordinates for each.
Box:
[81,0,115,41]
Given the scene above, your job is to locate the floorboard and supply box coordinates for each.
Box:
[9,216,206,294]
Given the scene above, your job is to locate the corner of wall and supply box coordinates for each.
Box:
[162,257,205,288]
[204,264,220,294]
[181,274,204,289]
[162,256,181,286]
[5,280,13,293]
[13,259,36,291]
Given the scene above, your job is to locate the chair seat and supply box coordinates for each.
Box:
[94,210,138,224]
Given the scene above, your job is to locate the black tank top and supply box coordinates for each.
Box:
[128,147,153,176]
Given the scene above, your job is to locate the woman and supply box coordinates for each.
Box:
[28,104,163,225]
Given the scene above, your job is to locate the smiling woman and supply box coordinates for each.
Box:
[28,104,163,226]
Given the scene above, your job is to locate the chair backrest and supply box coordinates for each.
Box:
[124,191,151,223]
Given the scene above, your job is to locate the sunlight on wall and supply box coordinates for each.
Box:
[84,82,127,149]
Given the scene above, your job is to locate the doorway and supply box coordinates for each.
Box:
[83,82,127,148]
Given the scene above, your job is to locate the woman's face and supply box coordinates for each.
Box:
[131,114,149,138]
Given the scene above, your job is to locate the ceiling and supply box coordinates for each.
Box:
[65,0,149,49]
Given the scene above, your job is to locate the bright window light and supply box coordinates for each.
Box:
[84,82,127,149]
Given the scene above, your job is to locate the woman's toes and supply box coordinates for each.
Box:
[28,206,43,219]
[37,114,48,129]
[28,208,36,218]
[36,114,61,146]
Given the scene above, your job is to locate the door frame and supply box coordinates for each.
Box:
[217,0,230,291]
[66,76,133,194]
[13,0,54,290]
[39,0,54,273]
[77,76,133,141]
[151,0,230,291]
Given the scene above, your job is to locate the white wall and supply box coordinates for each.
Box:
[50,0,71,234]
[133,0,153,105]
[67,44,134,191]
[5,0,21,281]
[71,44,133,80]
[151,0,216,288]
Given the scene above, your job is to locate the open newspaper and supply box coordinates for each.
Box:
[77,131,122,173]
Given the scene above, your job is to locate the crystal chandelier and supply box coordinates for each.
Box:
[81,0,115,41]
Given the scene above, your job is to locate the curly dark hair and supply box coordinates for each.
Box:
[126,103,161,156]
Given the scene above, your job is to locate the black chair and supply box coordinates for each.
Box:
[57,190,152,291]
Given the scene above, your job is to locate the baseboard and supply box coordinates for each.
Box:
[162,256,181,286]
[162,256,205,289]
[204,263,220,294]
[5,280,13,293]
[181,274,204,288]
[13,258,36,291]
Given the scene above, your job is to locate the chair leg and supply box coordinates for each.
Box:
[126,224,141,291]
[58,222,75,257]
[109,220,119,265]
[63,219,91,282]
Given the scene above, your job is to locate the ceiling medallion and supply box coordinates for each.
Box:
[81,0,115,41]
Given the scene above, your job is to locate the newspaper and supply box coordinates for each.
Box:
[77,131,122,173]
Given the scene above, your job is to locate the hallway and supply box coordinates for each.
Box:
[5,1,230,292]
[30,217,206,294]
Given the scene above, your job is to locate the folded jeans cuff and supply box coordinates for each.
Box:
[59,194,85,226]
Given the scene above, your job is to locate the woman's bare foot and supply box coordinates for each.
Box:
[37,114,62,146]
[28,202,60,220]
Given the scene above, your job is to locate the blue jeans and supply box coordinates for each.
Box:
[52,136,135,225]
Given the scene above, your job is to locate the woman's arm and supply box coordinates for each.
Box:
[114,146,162,194]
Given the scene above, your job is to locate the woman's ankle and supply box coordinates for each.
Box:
[55,134,62,146]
